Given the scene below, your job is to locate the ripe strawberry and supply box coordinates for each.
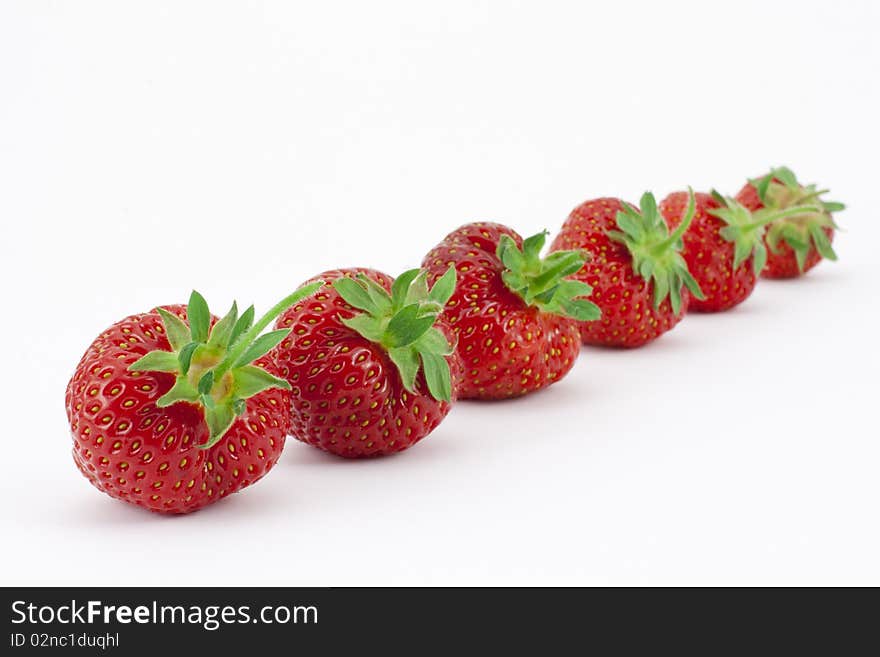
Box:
[549,192,703,347]
[65,285,321,513]
[273,267,460,458]
[420,223,599,399]
[735,166,844,278]
[659,190,821,312]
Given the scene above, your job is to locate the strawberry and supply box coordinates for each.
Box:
[549,192,703,347]
[65,284,321,513]
[735,166,844,278]
[273,267,460,458]
[420,222,599,400]
[659,190,820,312]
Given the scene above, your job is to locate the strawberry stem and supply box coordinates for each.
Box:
[213,282,323,382]
[651,187,696,255]
[741,204,823,232]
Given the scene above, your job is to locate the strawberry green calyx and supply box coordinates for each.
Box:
[751,166,844,272]
[609,189,704,315]
[708,191,824,275]
[497,231,601,322]
[333,267,457,402]
[129,283,323,448]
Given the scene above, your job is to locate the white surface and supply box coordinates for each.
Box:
[1,0,878,586]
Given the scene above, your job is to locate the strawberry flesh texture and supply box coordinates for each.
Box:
[550,198,688,348]
[736,181,834,279]
[65,305,290,514]
[660,191,757,312]
[273,269,458,458]
[422,222,580,400]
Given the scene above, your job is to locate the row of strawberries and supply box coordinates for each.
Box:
[65,167,842,514]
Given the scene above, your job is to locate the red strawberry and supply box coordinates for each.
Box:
[420,222,599,400]
[549,192,703,347]
[65,285,321,513]
[273,267,460,458]
[659,190,821,312]
[735,166,843,278]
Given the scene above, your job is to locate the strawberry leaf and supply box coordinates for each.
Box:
[753,241,768,276]
[390,269,421,312]
[234,329,290,367]
[421,352,452,403]
[187,290,211,343]
[360,275,393,314]
[197,371,214,395]
[340,314,384,343]
[155,376,199,407]
[229,305,255,348]
[415,327,453,356]
[403,271,430,307]
[427,265,457,306]
[772,166,799,188]
[156,307,191,351]
[177,342,200,375]
[335,277,380,314]
[386,304,436,348]
[130,350,179,373]
[232,365,292,399]
[201,403,236,450]
[207,302,238,348]
[521,231,547,261]
[497,234,525,272]
[809,224,837,261]
[387,346,419,392]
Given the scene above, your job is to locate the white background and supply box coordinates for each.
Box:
[1,0,878,586]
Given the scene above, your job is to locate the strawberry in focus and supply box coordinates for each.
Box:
[421,223,599,400]
[659,190,820,312]
[65,285,321,514]
[273,267,460,458]
[735,166,844,278]
[549,192,703,347]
